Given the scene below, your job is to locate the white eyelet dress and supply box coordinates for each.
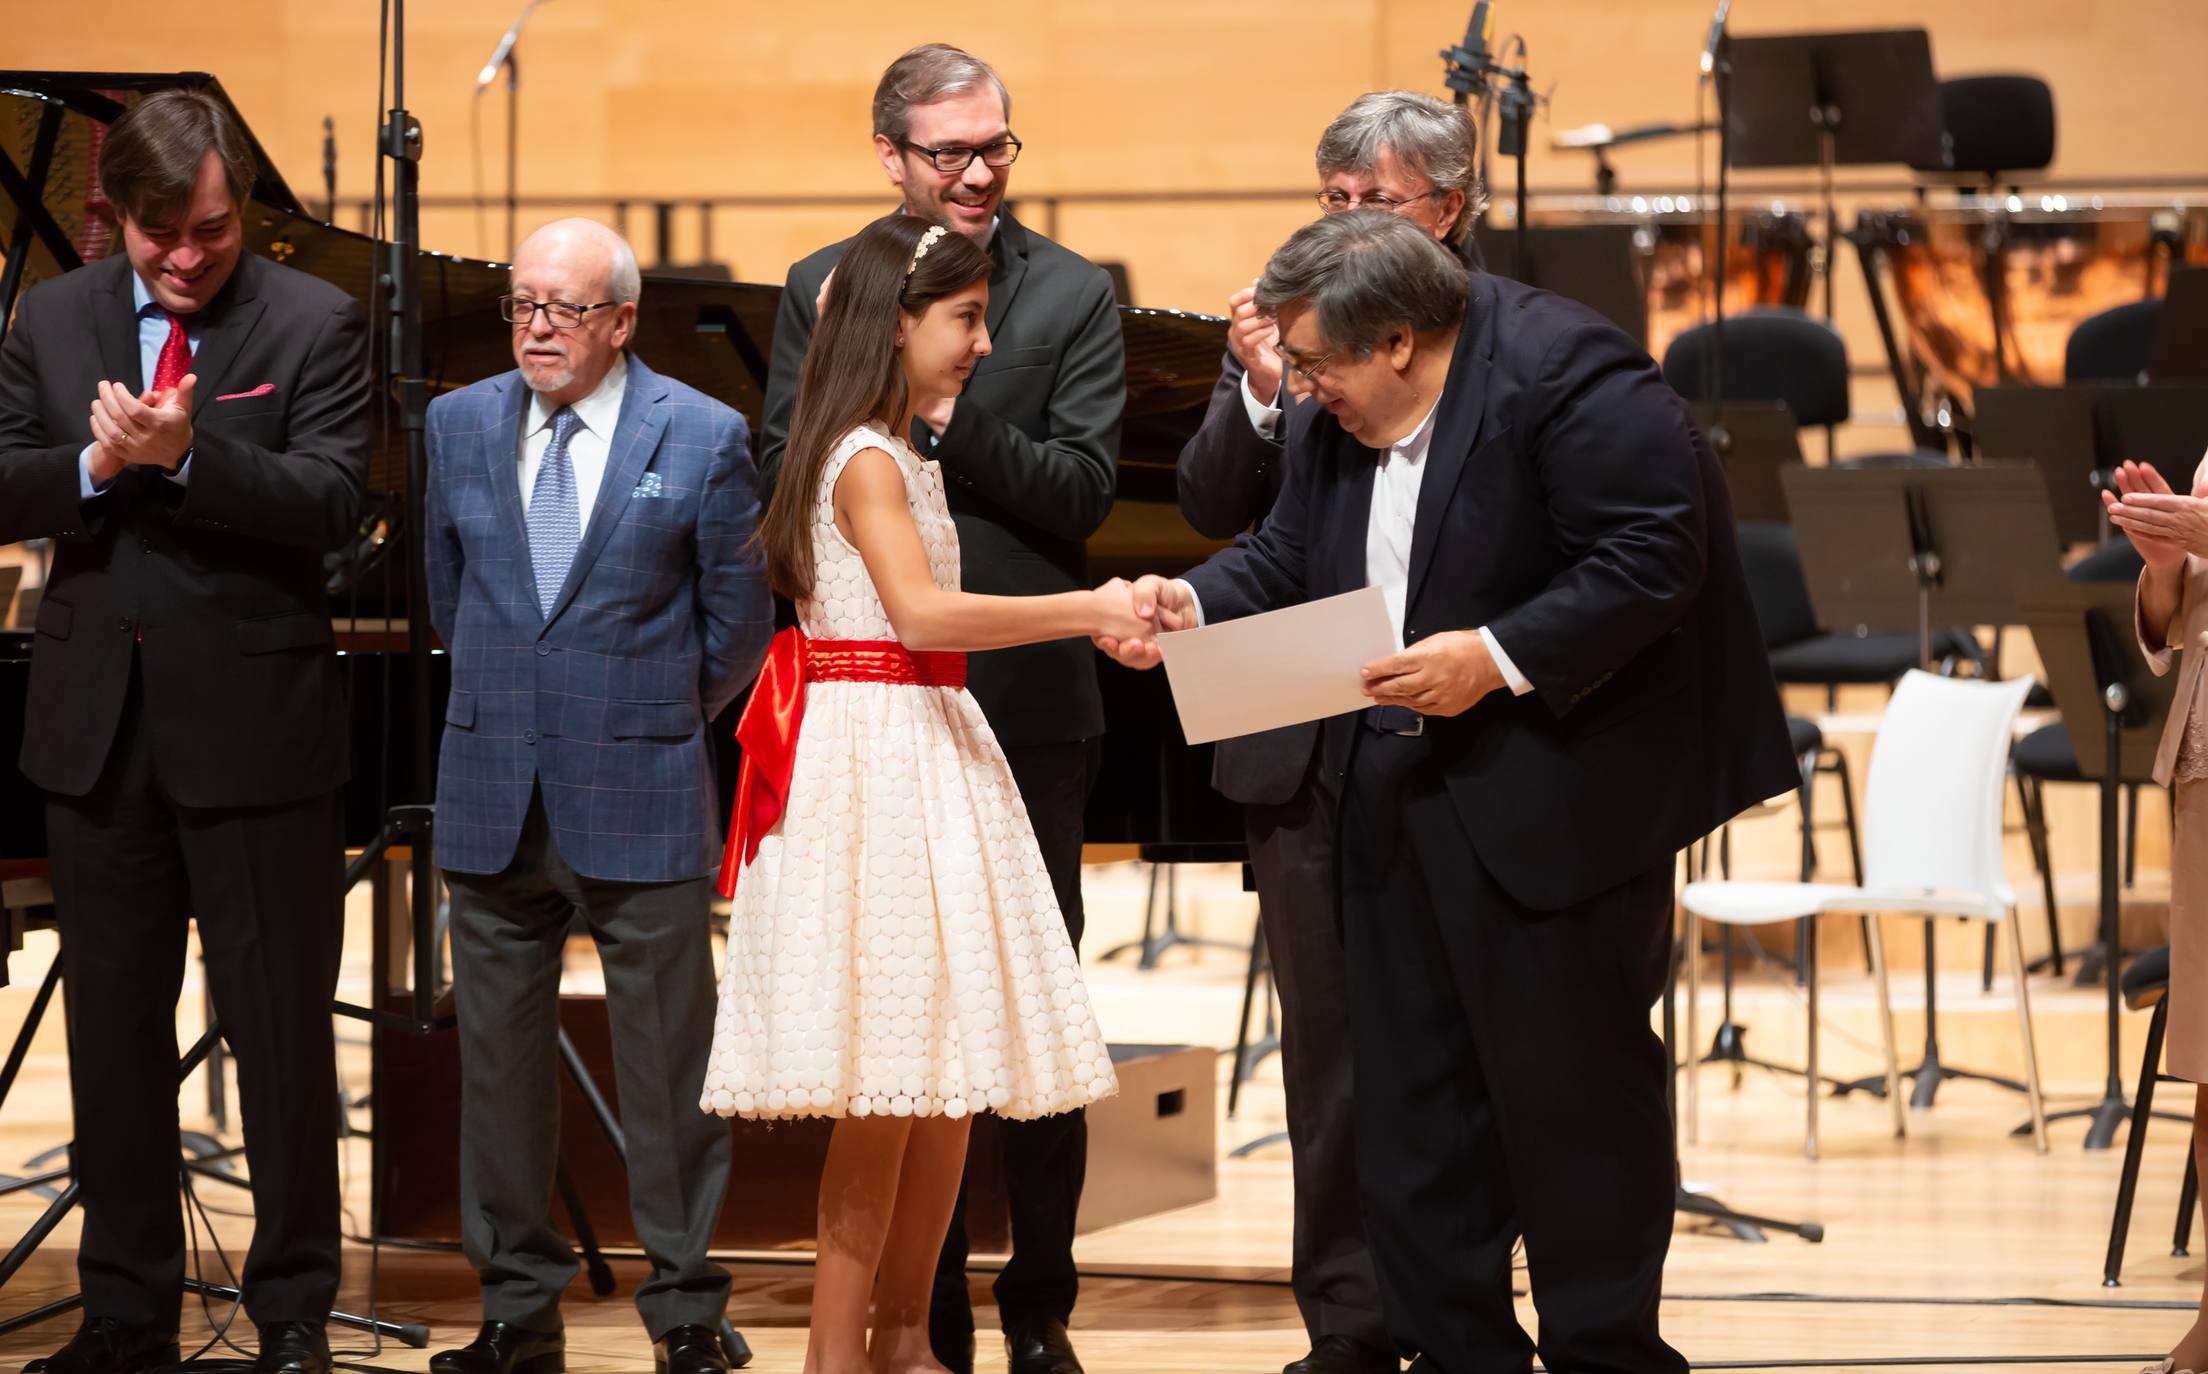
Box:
[701,424,1118,1121]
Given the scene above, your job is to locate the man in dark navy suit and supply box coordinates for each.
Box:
[0,89,369,1374]
[1107,211,1796,1374]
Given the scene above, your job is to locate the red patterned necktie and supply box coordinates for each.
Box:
[150,311,191,393]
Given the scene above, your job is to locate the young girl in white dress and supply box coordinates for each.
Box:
[701,214,1144,1374]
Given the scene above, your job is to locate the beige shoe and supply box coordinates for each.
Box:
[2143,1361,2198,1374]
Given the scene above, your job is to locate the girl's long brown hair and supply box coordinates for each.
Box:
[761,215,991,601]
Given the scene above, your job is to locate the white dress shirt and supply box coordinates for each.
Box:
[519,354,627,531]
[1179,389,1532,699]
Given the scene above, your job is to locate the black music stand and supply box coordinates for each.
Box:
[1977,386,2208,545]
[1719,31,1942,326]
[1691,401,1802,524]
[1474,223,1648,345]
[1780,462,2062,1109]
[2013,581,2186,1149]
[2152,268,2208,383]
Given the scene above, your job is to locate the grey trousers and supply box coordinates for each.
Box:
[443,791,731,1338]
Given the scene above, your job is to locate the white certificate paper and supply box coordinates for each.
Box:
[1154,585,1400,745]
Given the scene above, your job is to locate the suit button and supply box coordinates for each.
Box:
[116,616,131,632]
[140,540,153,554]
[536,642,551,656]
[523,729,538,744]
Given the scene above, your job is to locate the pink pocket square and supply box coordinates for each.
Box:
[216,383,275,401]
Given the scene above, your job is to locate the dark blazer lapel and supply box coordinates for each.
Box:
[92,258,143,392]
[489,373,537,610]
[1334,440,1376,599]
[548,356,669,623]
[1404,281,1493,614]
[184,255,267,415]
[980,212,1033,342]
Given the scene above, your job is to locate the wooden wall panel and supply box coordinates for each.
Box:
[11,1,2200,313]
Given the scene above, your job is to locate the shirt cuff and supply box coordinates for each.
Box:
[1174,579,1205,629]
[164,451,192,486]
[79,444,111,499]
[1239,370,1283,440]
[1479,626,1533,696]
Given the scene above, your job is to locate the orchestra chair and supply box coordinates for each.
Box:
[1668,315,1971,708]
[1906,75,2057,181]
[1682,671,2049,1159]
[2103,945,2199,1285]
[2066,299,2164,386]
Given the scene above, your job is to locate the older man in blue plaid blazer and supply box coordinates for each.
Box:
[422,219,770,1374]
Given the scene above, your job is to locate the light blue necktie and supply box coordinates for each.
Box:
[528,406,582,618]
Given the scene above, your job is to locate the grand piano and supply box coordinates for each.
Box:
[0,71,1245,866]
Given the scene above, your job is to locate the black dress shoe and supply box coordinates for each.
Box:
[929,1304,976,1374]
[429,1322,565,1374]
[23,1318,179,1374]
[253,1322,330,1374]
[1004,1317,1084,1374]
[650,1324,728,1374]
[1283,1334,1398,1374]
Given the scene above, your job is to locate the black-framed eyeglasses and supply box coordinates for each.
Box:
[500,296,619,328]
[1278,348,1338,384]
[1316,189,1439,213]
[900,135,1022,174]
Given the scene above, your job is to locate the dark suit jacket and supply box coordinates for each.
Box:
[761,210,1126,746]
[1183,273,1798,912]
[424,356,771,882]
[1175,350,1314,806]
[0,251,369,807]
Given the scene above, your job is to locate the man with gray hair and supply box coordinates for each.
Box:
[423,217,771,1374]
[759,42,1126,1374]
[1171,92,1480,1374]
[1114,211,1798,1373]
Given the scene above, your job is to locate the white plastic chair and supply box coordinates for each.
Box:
[1681,670,2049,1159]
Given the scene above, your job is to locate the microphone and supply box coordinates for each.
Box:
[1699,0,1732,77]
[476,0,549,91]
[1440,1,1496,102]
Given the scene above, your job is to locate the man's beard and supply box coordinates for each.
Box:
[522,360,575,394]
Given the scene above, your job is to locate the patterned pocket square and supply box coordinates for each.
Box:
[633,472,666,498]
[216,383,276,401]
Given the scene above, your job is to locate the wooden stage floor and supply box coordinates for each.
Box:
[0,807,2196,1372]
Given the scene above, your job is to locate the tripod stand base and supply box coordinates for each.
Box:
[1699,1021,1858,1094]
[1677,1182,1824,1244]
[1837,1045,2028,1106]
[1228,1130,1289,1159]
[2015,1091,2183,1151]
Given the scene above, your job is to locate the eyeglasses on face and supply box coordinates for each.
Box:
[901,135,1023,174]
[500,296,618,329]
[1316,188,1440,214]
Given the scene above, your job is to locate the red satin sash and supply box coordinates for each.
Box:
[716,629,969,897]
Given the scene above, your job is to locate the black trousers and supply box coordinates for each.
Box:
[1244,756,1390,1357]
[1338,728,1686,1374]
[442,789,731,1339]
[44,665,344,1331]
[934,738,1099,1334]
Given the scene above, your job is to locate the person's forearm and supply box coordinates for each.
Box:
[2142,560,2185,648]
[888,587,1107,653]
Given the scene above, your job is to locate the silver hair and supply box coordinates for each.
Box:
[1314,91,1486,244]
[872,44,1011,144]
[519,217,641,304]
[1254,210,1468,357]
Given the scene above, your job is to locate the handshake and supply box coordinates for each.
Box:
[1086,575,1190,670]
[1080,576,1509,717]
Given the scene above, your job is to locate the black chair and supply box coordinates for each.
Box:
[1737,520,1970,709]
[2105,946,2197,1285]
[2066,299,2164,385]
[1664,308,1953,470]
[1907,75,2057,181]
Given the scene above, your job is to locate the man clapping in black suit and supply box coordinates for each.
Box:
[0,90,369,1374]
